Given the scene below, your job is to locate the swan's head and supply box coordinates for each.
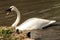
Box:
[7,6,17,12]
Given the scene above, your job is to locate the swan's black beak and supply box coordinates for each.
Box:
[6,8,11,15]
[6,8,11,12]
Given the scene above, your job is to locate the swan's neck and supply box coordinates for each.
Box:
[12,8,20,27]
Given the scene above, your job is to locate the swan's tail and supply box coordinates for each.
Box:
[42,20,56,29]
[49,20,56,24]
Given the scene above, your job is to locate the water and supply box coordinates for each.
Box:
[0,0,60,40]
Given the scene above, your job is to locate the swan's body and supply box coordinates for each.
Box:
[16,18,56,30]
[7,6,56,31]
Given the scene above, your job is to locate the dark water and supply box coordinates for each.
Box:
[0,0,60,40]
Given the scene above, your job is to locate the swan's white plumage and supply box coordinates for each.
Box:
[7,6,56,31]
[16,18,56,30]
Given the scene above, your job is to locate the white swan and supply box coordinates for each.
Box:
[7,6,56,31]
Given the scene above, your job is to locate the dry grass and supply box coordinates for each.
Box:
[0,26,34,40]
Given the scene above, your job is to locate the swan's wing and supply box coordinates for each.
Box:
[27,19,56,30]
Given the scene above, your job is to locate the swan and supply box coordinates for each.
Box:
[6,6,56,31]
